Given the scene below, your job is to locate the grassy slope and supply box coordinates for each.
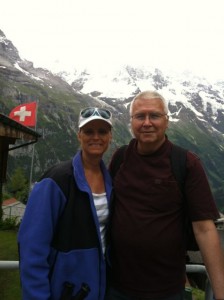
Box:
[0,230,21,300]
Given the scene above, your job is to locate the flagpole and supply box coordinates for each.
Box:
[29,100,38,192]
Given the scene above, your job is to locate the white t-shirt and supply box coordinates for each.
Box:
[92,192,109,254]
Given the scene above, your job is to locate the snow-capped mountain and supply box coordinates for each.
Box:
[0,29,224,210]
[56,64,224,135]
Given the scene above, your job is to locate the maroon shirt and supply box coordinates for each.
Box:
[109,138,219,298]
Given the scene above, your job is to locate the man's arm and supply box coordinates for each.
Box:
[193,220,224,299]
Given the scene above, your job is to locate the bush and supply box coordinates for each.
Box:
[192,287,205,300]
[0,217,19,230]
[2,192,13,201]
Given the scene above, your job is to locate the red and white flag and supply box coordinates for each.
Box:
[9,102,37,127]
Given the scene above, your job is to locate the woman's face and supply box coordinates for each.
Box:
[78,120,112,157]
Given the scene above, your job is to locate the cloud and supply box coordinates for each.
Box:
[1,0,224,80]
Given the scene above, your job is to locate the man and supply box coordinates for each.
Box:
[107,91,224,300]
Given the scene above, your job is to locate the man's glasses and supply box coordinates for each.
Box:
[131,112,167,122]
[80,107,112,120]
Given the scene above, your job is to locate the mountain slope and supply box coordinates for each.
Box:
[0,30,131,178]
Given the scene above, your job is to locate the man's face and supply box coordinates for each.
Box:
[131,97,169,151]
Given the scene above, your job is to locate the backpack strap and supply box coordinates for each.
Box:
[171,145,199,251]
[107,145,127,249]
[109,145,127,179]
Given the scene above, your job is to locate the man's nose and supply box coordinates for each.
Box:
[142,115,152,125]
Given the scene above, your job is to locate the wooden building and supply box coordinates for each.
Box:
[0,113,41,218]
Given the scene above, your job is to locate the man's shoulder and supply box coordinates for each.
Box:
[170,142,200,160]
[170,143,201,169]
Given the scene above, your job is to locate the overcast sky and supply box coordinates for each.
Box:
[1,0,224,81]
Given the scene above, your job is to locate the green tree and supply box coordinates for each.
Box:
[7,168,29,204]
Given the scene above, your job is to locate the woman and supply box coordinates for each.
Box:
[18,107,113,300]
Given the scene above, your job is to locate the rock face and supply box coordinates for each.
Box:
[0,29,224,211]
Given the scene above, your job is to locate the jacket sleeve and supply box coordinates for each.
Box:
[18,178,67,300]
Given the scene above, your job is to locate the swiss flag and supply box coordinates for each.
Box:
[9,102,37,127]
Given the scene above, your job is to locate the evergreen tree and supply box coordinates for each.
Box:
[7,168,29,204]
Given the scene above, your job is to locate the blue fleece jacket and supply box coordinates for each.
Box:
[18,151,112,300]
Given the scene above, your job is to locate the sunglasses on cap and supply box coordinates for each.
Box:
[80,107,112,119]
[79,107,112,128]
